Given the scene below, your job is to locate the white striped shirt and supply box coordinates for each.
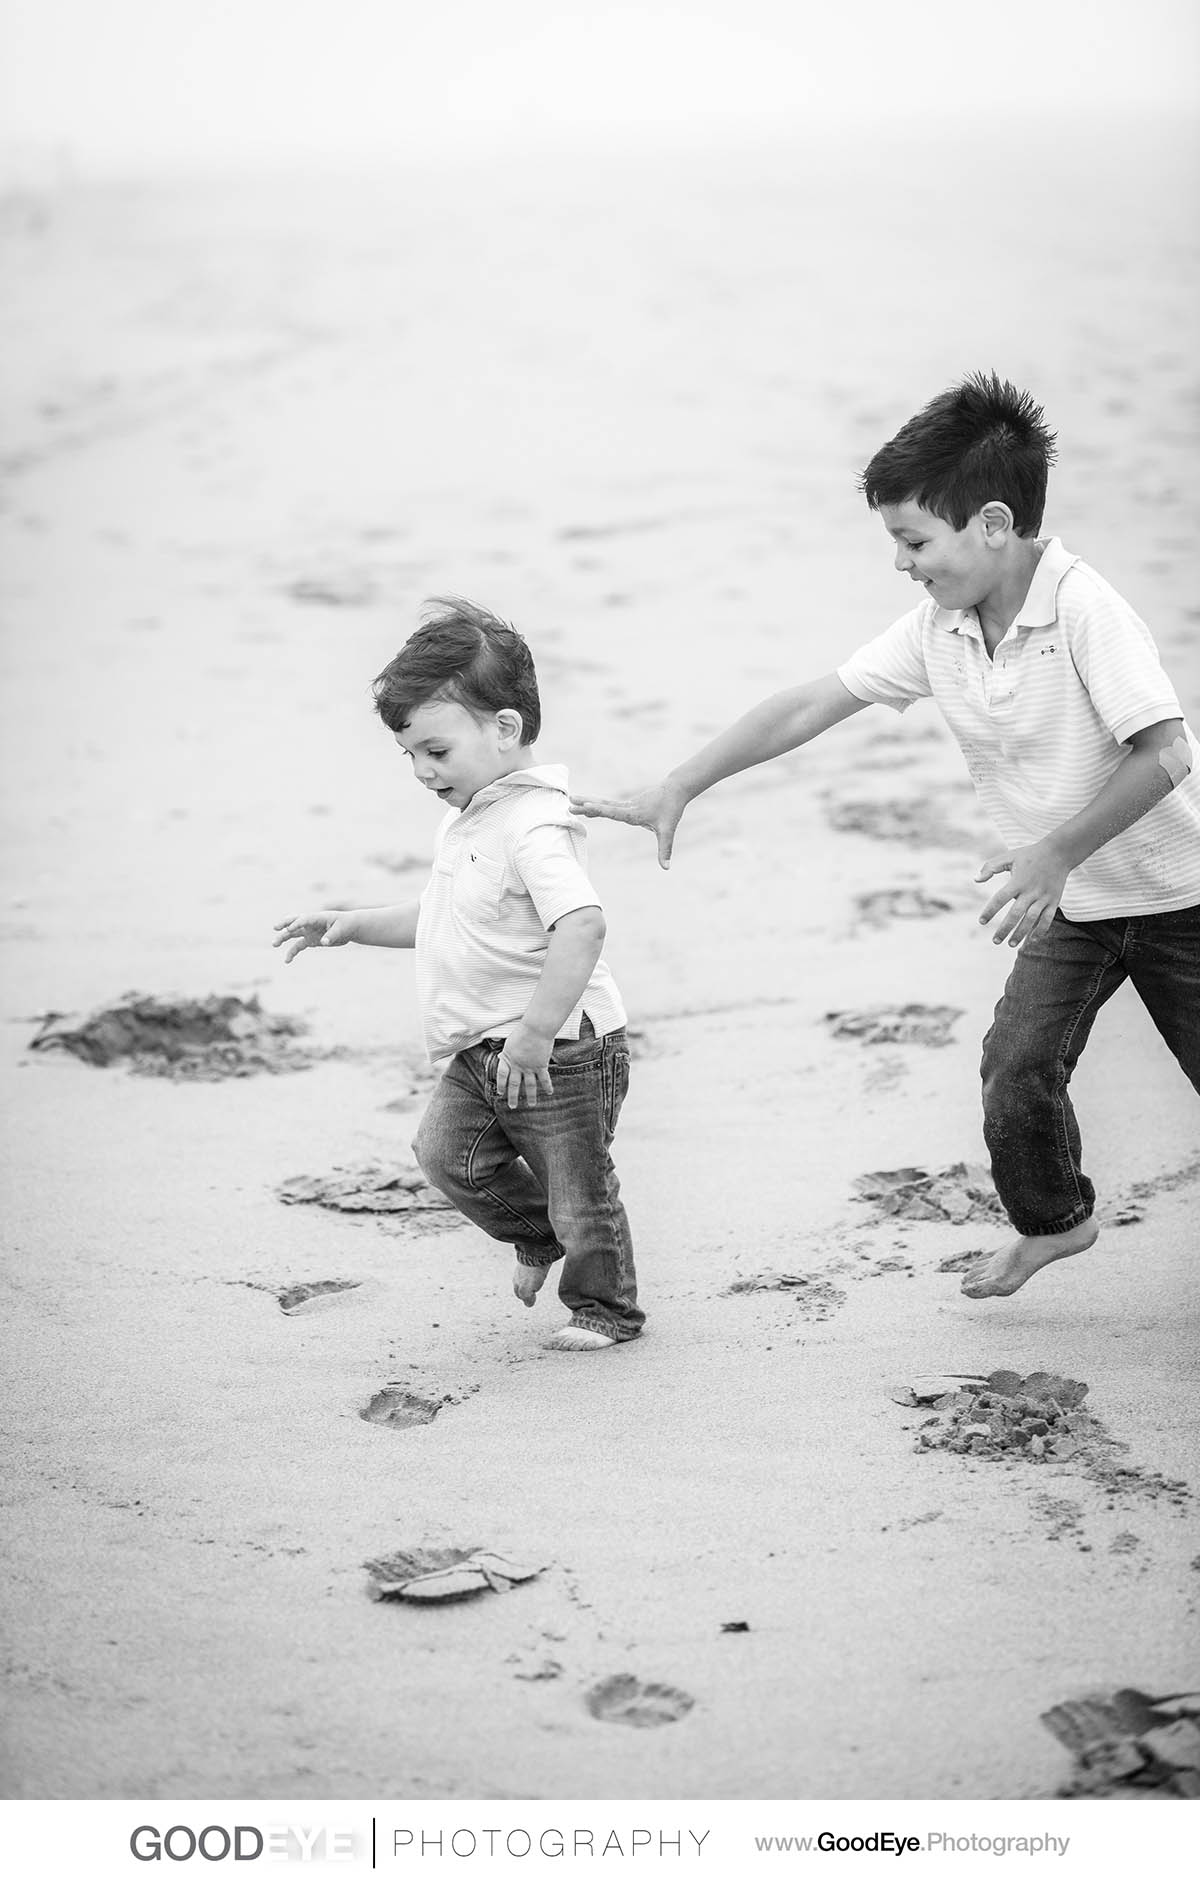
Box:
[415,763,626,1063]
[837,538,1200,920]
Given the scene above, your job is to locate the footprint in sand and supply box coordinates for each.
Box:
[936,1248,987,1273]
[276,1164,455,1216]
[277,1280,362,1315]
[824,1003,963,1048]
[851,888,954,928]
[825,795,978,850]
[854,1164,1005,1225]
[585,1674,695,1729]
[722,1273,845,1321]
[360,1387,445,1429]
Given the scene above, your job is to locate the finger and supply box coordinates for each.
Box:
[991,902,1028,946]
[282,938,307,963]
[535,1066,554,1097]
[571,796,621,822]
[273,917,296,932]
[522,1067,539,1109]
[1010,902,1051,949]
[974,856,1013,884]
[657,825,674,870]
[1031,905,1058,941]
[978,886,1014,926]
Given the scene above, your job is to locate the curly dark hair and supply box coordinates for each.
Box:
[372,597,541,743]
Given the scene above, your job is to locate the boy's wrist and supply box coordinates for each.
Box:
[663,767,695,805]
[513,1017,556,1047]
[1037,831,1085,874]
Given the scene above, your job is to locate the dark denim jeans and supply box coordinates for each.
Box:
[981,902,1200,1236]
[413,1022,642,1341]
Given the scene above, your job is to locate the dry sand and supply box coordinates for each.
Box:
[1,124,1198,1802]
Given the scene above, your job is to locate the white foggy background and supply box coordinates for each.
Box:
[1,0,1197,1015]
[1,0,1198,169]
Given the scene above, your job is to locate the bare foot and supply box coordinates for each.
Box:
[544,1325,616,1352]
[960,1220,1099,1299]
[513,1262,552,1308]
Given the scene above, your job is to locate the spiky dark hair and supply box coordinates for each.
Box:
[860,372,1058,536]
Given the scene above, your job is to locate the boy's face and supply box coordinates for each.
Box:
[878,500,996,610]
[393,698,523,811]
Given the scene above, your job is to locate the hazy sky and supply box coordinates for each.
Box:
[1,0,1197,171]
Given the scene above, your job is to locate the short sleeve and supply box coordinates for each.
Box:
[511,824,603,932]
[1060,575,1181,744]
[837,606,933,714]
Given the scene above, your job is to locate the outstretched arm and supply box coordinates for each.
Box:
[571,672,868,866]
[273,903,420,962]
[977,718,1192,947]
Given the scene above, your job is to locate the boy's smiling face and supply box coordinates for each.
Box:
[394,697,525,810]
[878,499,998,610]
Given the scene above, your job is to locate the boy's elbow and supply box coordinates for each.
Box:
[1139,720,1192,790]
[1159,733,1192,790]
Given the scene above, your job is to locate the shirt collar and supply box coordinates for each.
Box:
[934,537,1078,639]
[457,763,569,818]
[1012,537,1077,627]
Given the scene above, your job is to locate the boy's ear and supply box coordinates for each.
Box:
[979,501,1015,543]
[495,708,525,747]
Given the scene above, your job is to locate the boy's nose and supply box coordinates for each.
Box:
[894,543,913,572]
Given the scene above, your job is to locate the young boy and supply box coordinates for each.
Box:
[572,373,1200,1300]
[274,599,643,1352]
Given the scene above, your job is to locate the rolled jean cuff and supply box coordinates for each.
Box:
[570,1313,642,1343]
[1006,1206,1094,1238]
[515,1241,562,1269]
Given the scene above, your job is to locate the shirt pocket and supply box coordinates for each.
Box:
[453,848,503,921]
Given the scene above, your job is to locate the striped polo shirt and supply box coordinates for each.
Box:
[837,538,1200,920]
[415,763,626,1063]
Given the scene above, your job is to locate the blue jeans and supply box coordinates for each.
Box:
[413,1022,642,1341]
[981,903,1200,1236]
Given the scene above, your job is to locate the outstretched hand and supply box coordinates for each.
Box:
[272,911,356,963]
[569,779,687,870]
[976,844,1068,948]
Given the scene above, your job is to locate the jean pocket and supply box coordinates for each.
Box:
[548,1032,606,1070]
[603,1047,630,1134]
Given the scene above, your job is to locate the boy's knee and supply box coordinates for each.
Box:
[982,1045,1054,1124]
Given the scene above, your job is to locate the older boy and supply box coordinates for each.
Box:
[275,599,643,1351]
[573,373,1200,1299]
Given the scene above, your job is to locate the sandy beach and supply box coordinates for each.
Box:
[2,120,1198,1805]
